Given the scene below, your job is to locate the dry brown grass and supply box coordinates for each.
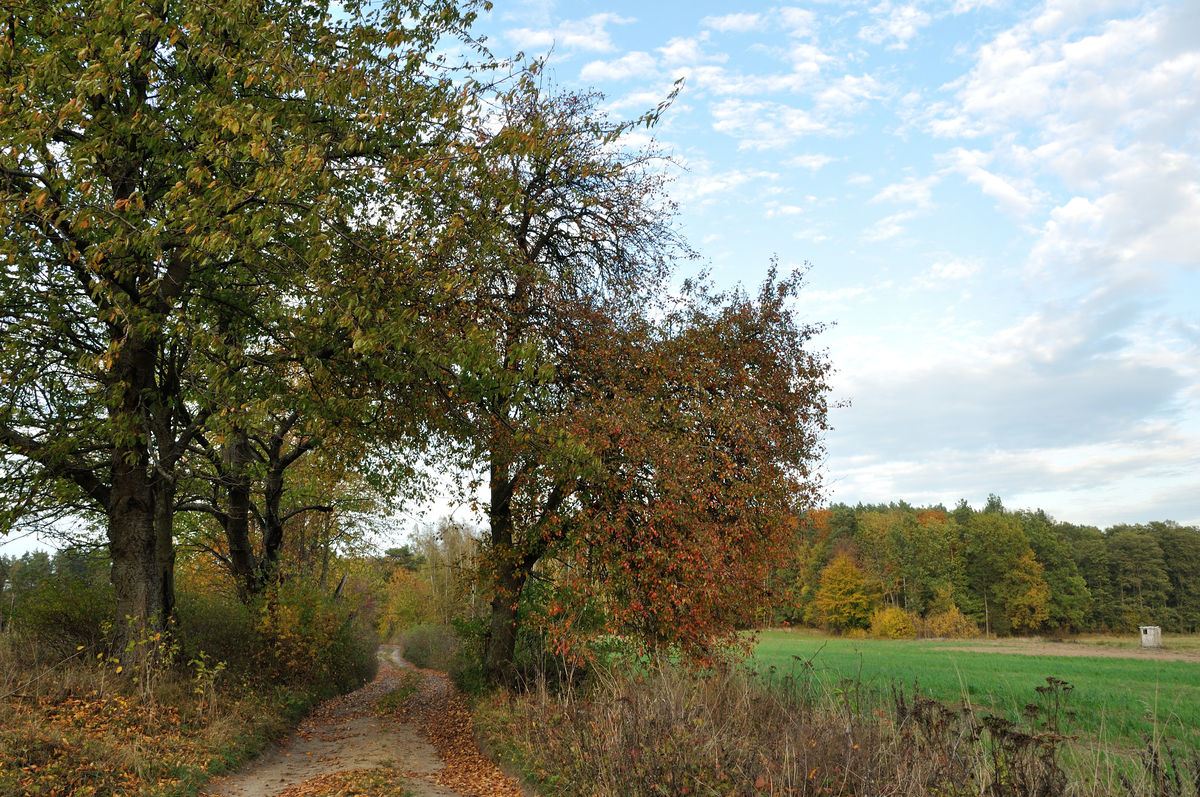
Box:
[476,659,1200,797]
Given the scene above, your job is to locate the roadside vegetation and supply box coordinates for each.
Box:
[0,549,380,796]
[472,637,1200,797]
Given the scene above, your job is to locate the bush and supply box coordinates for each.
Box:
[174,588,262,677]
[918,605,981,639]
[871,606,917,639]
[8,577,112,653]
[397,624,460,671]
[253,581,378,698]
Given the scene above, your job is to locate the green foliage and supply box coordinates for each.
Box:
[2,549,111,652]
[397,624,461,672]
[781,501,1200,638]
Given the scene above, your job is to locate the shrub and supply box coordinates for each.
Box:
[254,581,378,697]
[397,624,460,671]
[919,605,981,639]
[174,588,262,677]
[871,606,917,639]
[8,577,112,653]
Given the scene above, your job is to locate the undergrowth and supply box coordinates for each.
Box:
[476,658,1200,797]
[0,580,379,796]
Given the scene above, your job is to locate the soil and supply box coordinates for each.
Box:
[944,637,1200,662]
[202,647,524,797]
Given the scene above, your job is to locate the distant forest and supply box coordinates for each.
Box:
[772,496,1200,636]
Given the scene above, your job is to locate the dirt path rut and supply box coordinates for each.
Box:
[203,647,523,797]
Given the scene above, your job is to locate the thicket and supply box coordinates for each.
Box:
[773,497,1200,637]
[476,659,1200,797]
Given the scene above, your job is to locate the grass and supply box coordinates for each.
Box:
[753,629,1200,752]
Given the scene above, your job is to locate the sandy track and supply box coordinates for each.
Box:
[203,647,522,797]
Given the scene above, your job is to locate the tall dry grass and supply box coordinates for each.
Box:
[478,658,1199,797]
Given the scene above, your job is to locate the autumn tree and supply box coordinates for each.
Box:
[423,82,830,681]
[0,0,483,654]
[1018,510,1090,632]
[810,552,878,633]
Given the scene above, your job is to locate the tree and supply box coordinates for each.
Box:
[810,553,878,633]
[422,83,830,681]
[964,512,1038,635]
[1060,523,1117,630]
[1106,526,1171,630]
[1000,550,1050,633]
[1018,510,1090,632]
[1148,522,1200,632]
[0,0,482,655]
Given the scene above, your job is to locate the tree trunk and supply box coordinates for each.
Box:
[105,333,168,667]
[223,430,258,601]
[153,472,176,623]
[482,451,532,685]
[261,465,285,580]
[108,445,165,662]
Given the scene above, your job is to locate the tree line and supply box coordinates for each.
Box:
[0,0,831,682]
[774,496,1200,636]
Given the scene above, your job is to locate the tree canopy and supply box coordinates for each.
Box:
[1,0,834,680]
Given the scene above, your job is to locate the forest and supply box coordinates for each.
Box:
[774,496,1200,637]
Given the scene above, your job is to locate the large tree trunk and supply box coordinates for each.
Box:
[108,446,165,658]
[484,553,531,686]
[105,330,171,666]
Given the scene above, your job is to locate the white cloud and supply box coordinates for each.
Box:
[675,167,779,203]
[816,74,883,114]
[871,175,937,208]
[863,209,918,241]
[859,2,932,49]
[580,51,658,82]
[711,99,827,149]
[788,153,837,171]
[779,7,817,37]
[702,12,764,33]
[919,259,981,287]
[765,203,805,218]
[507,13,634,54]
[658,33,726,66]
[1028,151,1200,281]
[952,0,1003,13]
[940,147,1039,216]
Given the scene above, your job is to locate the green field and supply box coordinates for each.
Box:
[751,630,1200,750]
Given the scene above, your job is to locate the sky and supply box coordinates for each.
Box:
[462,0,1200,529]
[3,0,1196,559]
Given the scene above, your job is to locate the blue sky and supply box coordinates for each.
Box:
[472,0,1200,527]
[3,0,1195,559]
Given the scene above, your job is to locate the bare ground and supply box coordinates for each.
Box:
[203,647,523,797]
[942,637,1200,661]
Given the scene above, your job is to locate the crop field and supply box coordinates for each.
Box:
[751,630,1200,752]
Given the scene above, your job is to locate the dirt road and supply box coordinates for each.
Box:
[203,647,523,797]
